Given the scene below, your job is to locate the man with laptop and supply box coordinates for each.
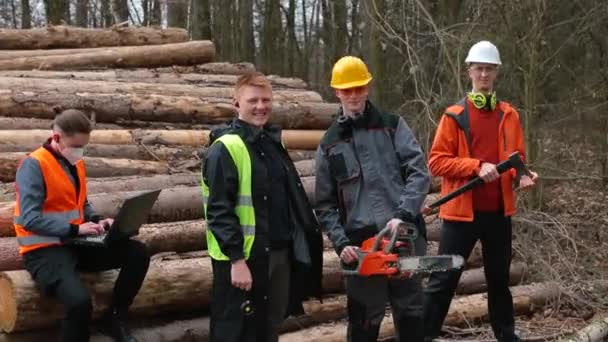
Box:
[13,109,152,342]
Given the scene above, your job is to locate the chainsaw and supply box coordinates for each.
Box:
[341,223,464,278]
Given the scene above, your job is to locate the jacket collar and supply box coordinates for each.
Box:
[42,138,72,165]
[336,101,383,130]
[210,119,282,144]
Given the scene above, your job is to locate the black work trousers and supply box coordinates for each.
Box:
[22,240,150,342]
[423,212,517,342]
[345,235,427,342]
[209,248,292,342]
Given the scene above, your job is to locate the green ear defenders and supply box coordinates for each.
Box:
[467,91,497,111]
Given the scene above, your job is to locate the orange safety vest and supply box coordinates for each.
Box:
[14,147,87,255]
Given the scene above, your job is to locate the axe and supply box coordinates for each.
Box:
[427,151,532,211]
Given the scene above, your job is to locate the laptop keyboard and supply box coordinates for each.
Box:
[82,233,107,242]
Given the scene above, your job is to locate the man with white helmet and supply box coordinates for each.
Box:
[422,41,538,341]
[315,56,430,341]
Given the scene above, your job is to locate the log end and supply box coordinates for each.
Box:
[0,273,17,332]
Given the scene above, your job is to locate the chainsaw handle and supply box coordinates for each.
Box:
[371,226,399,254]
[341,248,365,276]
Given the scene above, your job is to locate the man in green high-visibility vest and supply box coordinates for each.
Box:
[201,72,323,342]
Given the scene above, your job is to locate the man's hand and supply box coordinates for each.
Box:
[340,246,359,264]
[98,218,114,231]
[78,222,104,235]
[518,171,539,190]
[231,259,253,291]
[479,162,500,182]
[386,218,405,233]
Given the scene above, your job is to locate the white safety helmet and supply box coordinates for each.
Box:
[465,41,501,65]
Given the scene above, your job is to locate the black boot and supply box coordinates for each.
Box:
[100,308,138,342]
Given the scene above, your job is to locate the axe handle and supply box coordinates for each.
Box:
[428,177,483,209]
[428,156,517,209]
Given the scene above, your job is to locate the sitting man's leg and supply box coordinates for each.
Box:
[23,246,92,342]
[74,239,150,341]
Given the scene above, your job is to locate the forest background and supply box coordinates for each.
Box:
[2,0,608,312]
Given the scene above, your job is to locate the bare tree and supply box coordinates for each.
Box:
[168,0,188,28]
[76,0,89,26]
[113,0,129,23]
[21,0,31,28]
[44,0,68,25]
[239,0,255,63]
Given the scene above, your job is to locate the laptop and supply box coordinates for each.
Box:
[64,189,161,246]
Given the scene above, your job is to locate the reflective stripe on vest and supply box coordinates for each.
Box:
[201,134,256,261]
[13,147,86,255]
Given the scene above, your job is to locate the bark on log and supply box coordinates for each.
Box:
[294,159,315,177]
[158,62,256,75]
[0,91,337,129]
[0,26,189,50]
[0,41,215,70]
[0,77,322,102]
[0,173,199,202]
[288,150,316,162]
[0,153,169,182]
[558,316,608,342]
[0,251,342,332]
[0,143,198,161]
[279,282,561,341]
[0,129,325,149]
[0,176,316,237]
[0,116,215,131]
[0,117,122,130]
[0,70,309,89]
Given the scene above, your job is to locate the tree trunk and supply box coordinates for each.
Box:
[261,0,283,74]
[100,0,113,27]
[191,0,212,40]
[0,251,342,333]
[20,0,31,28]
[0,173,199,202]
[280,282,561,341]
[0,153,169,182]
[286,0,297,75]
[560,316,608,342]
[294,159,315,177]
[0,176,316,237]
[0,26,188,50]
[149,0,161,25]
[0,77,321,102]
[0,129,324,149]
[0,70,309,89]
[167,0,188,29]
[0,41,215,70]
[112,0,129,23]
[169,62,256,75]
[0,91,336,128]
[44,0,68,25]
[238,0,254,63]
[0,143,197,161]
[75,0,88,26]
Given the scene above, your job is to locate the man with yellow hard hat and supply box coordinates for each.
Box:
[315,56,430,341]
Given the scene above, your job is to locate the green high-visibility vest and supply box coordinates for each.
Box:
[201,134,256,261]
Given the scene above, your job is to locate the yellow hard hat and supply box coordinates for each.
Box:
[330,56,373,89]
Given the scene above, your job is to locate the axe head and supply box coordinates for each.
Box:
[505,152,532,184]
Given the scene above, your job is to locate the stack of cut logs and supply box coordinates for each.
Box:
[0,25,559,341]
